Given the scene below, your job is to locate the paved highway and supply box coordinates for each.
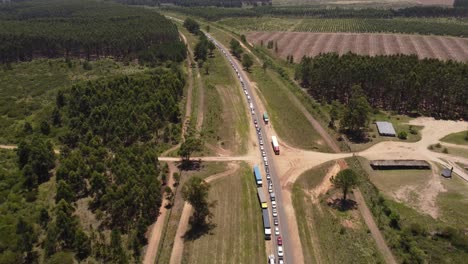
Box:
[205,33,294,264]
[167,16,294,263]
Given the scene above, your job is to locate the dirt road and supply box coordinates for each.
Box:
[143,162,177,264]
[168,162,240,264]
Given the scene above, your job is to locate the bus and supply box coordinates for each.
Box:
[253,165,263,186]
[257,187,268,209]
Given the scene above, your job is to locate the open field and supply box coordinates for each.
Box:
[440,130,468,146]
[221,17,468,37]
[0,59,146,144]
[201,48,250,155]
[428,143,468,157]
[249,65,331,152]
[247,32,468,62]
[181,162,266,263]
[155,162,228,264]
[292,161,384,263]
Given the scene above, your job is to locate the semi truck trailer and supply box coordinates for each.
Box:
[271,136,280,155]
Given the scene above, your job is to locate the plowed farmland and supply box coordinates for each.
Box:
[247,32,468,62]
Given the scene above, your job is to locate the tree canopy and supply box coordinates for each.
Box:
[242,53,253,71]
[295,53,468,120]
[229,38,243,59]
[182,176,214,226]
[331,169,359,201]
[0,0,186,64]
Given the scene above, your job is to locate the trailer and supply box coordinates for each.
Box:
[257,187,268,209]
[263,112,269,124]
[253,165,263,186]
[271,136,280,155]
[262,208,272,240]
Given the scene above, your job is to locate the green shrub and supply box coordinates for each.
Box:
[398,131,408,140]
[442,147,448,154]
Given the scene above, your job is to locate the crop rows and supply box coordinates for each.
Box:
[221,17,468,37]
[247,32,468,62]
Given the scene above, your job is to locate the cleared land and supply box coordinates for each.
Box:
[221,17,468,37]
[181,163,266,264]
[247,32,468,62]
[292,161,384,263]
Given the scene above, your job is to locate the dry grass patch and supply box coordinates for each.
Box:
[181,162,266,264]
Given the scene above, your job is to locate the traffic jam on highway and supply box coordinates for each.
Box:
[206,34,285,264]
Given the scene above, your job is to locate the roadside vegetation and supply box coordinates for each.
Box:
[181,18,250,155]
[155,162,228,264]
[348,157,468,263]
[292,161,384,263]
[440,130,468,145]
[428,143,468,157]
[182,162,266,264]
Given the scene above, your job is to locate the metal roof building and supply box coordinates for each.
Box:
[441,168,453,178]
[376,121,397,137]
[370,160,431,170]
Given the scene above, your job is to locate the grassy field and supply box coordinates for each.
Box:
[155,162,228,264]
[437,174,468,228]
[201,48,250,155]
[219,17,468,37]
[250,65,331,151]
[440,130,468,146]
[292,161,384,263]
[181,162,266,264]
[0,59,146,144]
[428,143,468,157]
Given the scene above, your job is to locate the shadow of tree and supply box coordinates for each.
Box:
[328,198,357,212]
[179,159,202,171]
[183,220,216,241]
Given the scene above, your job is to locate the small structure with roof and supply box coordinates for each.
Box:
[441,167,453,178]
[370,160,431,170]
[375,121,396,137]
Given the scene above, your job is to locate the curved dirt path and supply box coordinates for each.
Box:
[168,162,240,264]
[143,162,177,264]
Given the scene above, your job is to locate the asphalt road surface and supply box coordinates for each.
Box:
[205,32,294,264]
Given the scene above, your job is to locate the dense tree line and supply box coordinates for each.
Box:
[0,0,185,64]
[44,67,185,261]
[295,53,468,120]
[162,5,467,21]
[454,0,468,7]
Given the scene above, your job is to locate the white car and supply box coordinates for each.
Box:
[278,246,284,257]
[267,173,271,180]
[268,254,275,264]
[263,157,267,162]
[273,208,278,217]
[265,161,269,166]
[269,184,273,193]
[260,145,264,150]
[272,200,277,209]
[275,227,280,236]
[260,140,264,145]
[262,151,266,157]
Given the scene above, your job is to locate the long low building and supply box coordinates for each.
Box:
[370,160,431,170]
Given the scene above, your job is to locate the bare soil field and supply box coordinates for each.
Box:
[247,32,468,62]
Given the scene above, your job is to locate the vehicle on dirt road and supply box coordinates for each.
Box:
[268,254,275,264]
[275,227,280,236]
[278,246,284,258]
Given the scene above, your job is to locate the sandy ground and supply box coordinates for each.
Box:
[143,162,177,264]
[168,162,240,264]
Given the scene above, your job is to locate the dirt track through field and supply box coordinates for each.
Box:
[168,163,240,264]
[143,162,177,264]
[247,32,468,62]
